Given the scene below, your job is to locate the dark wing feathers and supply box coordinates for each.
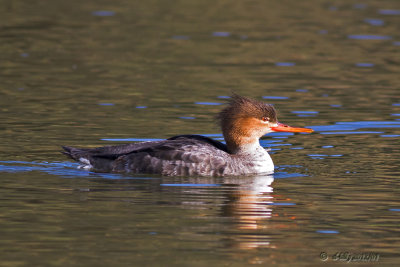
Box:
[62,135,229,176]
[168,135,228,152]
[62,140,169,160]
[113,136,227,175]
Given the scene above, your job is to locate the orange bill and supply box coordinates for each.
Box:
[271,122,314,133]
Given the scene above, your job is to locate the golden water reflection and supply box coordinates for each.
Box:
[220,175,278,250]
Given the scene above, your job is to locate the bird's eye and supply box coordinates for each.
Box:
[261,117,269,122]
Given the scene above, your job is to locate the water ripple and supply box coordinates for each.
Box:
[212,32,231,37]
[195,102,223,105]
[321,131,383,135]
[309,121,400,133]
[275,62,296,66]
[316,230,339,234]
[98,103,115,106]
[0,161,138,179]
[348,34,392,40]
[91,10,116,16]
[363,18,384,26]
[378,9,400,15]
[355,63,375,67]
[262,96,290,100]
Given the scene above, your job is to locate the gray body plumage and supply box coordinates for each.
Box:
[62,135,273,176]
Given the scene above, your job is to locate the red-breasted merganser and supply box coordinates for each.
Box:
[62,94,313,176]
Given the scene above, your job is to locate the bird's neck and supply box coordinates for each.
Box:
[223,129,261,154]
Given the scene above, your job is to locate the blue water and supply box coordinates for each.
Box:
[292,111,319,117]
[308,121,400,133]
[98,103,115,106]
[316,230,339,234]
[363,18,384,26]
[275,62,296,67]
[179,116,196,120]
[292,111,319,114]
[91,10,116,16]
[212,32,231,37]
[378,9,400,15]
[355,63,375,67]
[348,35,392,40]
[262,96,290,100]
[194,102,223,105]
[0,161,134,179]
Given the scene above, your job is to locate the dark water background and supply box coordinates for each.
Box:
[1,0,400,266]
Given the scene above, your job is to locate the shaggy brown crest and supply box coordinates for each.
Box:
[218,94,277,124]
[217,94,278,153]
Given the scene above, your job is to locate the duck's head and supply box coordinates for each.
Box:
[218,94,313,153]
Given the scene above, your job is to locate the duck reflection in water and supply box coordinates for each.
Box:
[162,174,292,250]
[220,174,276,250]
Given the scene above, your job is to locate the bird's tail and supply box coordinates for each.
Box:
[61,146,117,172]
[61,146,94,170]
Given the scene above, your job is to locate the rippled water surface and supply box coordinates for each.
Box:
[1,0,400,266]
